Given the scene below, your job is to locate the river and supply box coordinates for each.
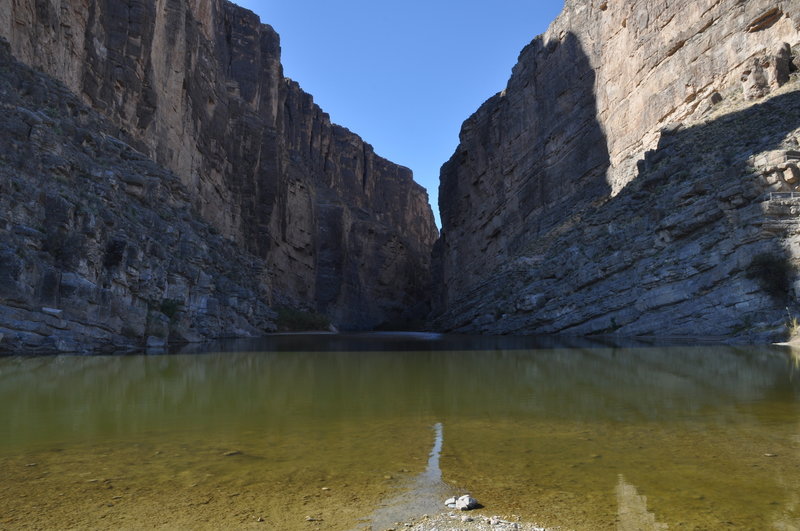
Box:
[0,334,798,529]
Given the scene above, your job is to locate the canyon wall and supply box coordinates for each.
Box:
[0,0,438,341]
[0,40,276,351]
[435,0,800,339]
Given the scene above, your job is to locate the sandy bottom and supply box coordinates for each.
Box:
[0,425,432,530]
[2,415,799,530]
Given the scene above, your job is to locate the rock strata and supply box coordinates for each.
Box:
[434,0,800,340]
[0,0,438,333]
[0,40,275,352]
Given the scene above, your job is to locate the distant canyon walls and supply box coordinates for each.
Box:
[0,0,438,334]
[436,31,611,306]
[435,0,800,339]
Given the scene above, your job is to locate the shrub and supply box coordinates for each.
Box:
[746,252,791,299]
[159,299,184,320]
[103,239,127,269]
[43,231,84,269]
[276,307,330,332]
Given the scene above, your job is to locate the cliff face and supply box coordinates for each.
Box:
[0,0,438,332]
[435,0,800,339]
[0,40,276,352]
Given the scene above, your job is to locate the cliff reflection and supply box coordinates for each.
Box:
[0,341,798,447]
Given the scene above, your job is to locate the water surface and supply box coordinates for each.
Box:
[1,335,799,529]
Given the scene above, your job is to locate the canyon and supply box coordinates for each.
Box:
[0,0,437,352]
[3,0,800,350]
[433,0,800,341]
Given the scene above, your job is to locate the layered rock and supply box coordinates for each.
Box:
[0,0,438,333]
[0,40,275,352]
[435,0,800,339]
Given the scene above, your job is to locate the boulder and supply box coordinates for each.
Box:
[455,495,479,511]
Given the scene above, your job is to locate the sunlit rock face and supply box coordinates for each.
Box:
[434,0,800,339]
[0,0,438,334]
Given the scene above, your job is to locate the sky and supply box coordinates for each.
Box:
[233,0,566,227]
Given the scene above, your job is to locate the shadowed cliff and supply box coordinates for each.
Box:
[434,84,800,339]
[434,32,610,314]
[433,0,800,340]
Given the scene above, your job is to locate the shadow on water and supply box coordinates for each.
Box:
[166,332,755,356]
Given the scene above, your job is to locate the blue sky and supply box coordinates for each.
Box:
[233,1,565,226]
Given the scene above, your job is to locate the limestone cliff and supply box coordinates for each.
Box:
[0,0,438,336]
[435,0,800,340]
[0,40,276,351]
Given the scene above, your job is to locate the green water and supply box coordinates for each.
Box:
[1,335,799,530]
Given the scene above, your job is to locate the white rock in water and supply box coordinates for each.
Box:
[455,495,478,511]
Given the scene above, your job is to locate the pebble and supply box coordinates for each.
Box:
[407,511,550,530]
[223,450,242,457]
[321,487,330,491]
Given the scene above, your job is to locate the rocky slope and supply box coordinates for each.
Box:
[0,0,438,339]
[434,0,800,340]
[0,39,276,352]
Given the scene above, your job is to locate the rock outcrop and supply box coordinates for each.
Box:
[0,40,276,352]
[434,0,800,340]
[0,0,438,342]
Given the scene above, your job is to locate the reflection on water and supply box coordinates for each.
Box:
[0,336,799,529]
[616,476,668,531]
[427,422,444,483]
[365,423,448,529]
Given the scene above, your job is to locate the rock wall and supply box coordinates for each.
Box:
[435,0,800,340]
[0,0,437,332]
[0,40,276,352]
